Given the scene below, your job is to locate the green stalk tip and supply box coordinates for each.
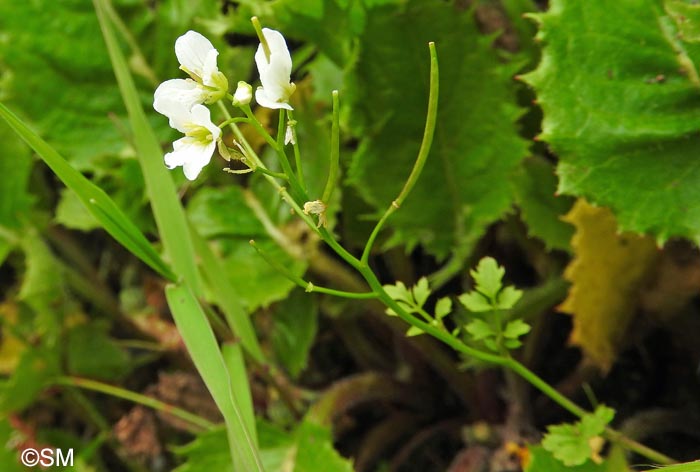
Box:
[251,17,271,62]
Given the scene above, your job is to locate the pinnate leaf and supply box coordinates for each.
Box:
[383,281,411,304]
[459,292,493,313]
[503,319,531,339]
[542,405,615,467]
[465,319,496,341]
[435,297,452,319]
[406,326,425,337]
[496,286,523,310]
[413,277,430,307]
[526,446,612,472]
[470,257,505,300]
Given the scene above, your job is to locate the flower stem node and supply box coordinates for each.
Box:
[232,81,253,107]
[303,200,328,228]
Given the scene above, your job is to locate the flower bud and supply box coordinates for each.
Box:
[232,81,253,107]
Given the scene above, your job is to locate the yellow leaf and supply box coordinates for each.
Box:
[0,302,26,374]
[559,200,658,372]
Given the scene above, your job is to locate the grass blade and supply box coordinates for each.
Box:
[190,224,265,362]
[166,284,263,471]
[222,342,258,448]
[0,102,175,282]
[94,0,201,294]
[94,0,264,360]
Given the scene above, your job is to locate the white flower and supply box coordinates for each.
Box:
[154,79,208,127]
[158,101,222,180]
[232,81,253,106]
[254,28,296,110]
[175,31,227,91]
[153,31,228,116]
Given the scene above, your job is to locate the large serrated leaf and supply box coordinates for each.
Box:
[513,156,574,251]
[347,0,528,258]
[0,0,129,168]
[523,0,700,245]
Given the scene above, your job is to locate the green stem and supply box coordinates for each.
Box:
[275,110,306,201]
[218,102,268,173]
[56,376,215,431]
[251,17,270,61]
[322,90,340,204]
[241,105,279,150]
[219,117,249,128]
[255,167,288,180]
[221,104,315,236]
[250,240,375,299]
[319,227,362,269]
[605,428,676,465]
[361,42,439,264]
[503,357,587,418]
[286,111,306,193]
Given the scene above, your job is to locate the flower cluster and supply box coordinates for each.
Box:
[154,27,295,180]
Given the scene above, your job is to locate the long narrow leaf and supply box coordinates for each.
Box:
[93,0,201,294]
[190,224,265,362]
[222,342,258,448]
[0,102,175,282]
[166,284,263,472]
[94,0,264,361]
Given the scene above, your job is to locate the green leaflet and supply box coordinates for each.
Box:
[523,0,700,245]
[347,0,527,258]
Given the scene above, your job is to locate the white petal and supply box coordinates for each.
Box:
[262,28,292,77]
[201,50,220,87]
[254,28,294,108]
[175,31,217,78]
[154,79,206,120]
[164,137,216,180]
[154,96,195,133]
[189,104,222,141]
[255,88,293,110]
